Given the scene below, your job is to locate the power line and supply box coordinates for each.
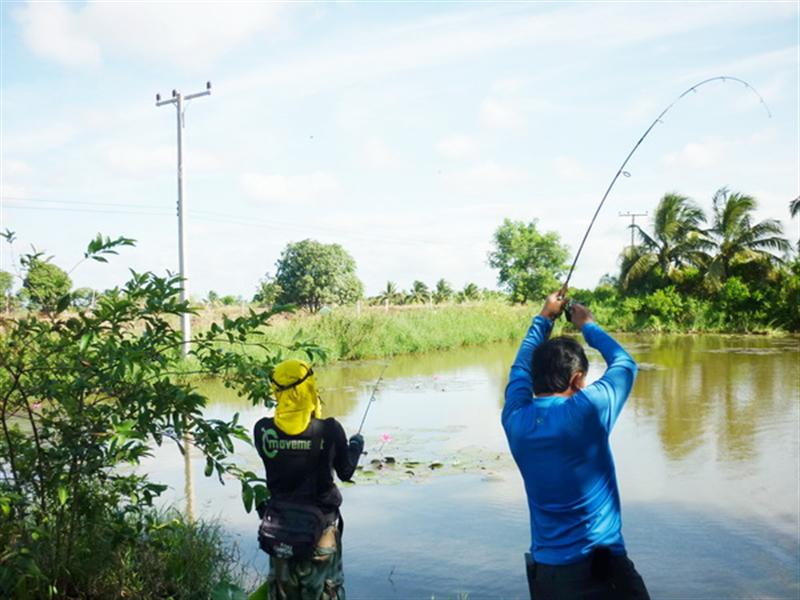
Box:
[2,198,480,248]
[0,196,165,210]
[3,203,170,217]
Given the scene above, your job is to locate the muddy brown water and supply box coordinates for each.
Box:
[142,334,800,599]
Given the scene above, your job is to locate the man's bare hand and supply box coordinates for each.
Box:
[568,302,594,330]
[540,291,566,320]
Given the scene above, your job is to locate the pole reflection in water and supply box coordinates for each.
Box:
[183,432,195,522]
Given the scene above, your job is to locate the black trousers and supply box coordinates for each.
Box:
[525,548,650,600]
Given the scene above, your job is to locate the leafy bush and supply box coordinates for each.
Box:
[0,235,322,598]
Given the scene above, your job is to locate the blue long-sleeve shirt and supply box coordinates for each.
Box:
[502,316,638,565]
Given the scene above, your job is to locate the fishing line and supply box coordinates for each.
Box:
[561,76,772,292]
[356,362,390,436]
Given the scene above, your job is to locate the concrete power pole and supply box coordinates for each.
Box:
[155,82,212,358]
[619,211,648,250]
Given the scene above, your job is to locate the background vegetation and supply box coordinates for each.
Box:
[0,235,322,598]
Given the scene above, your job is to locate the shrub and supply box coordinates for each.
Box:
[0,235,322,597]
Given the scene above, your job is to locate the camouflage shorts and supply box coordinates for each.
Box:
[268,527,345,600]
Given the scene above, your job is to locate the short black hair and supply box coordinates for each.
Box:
[531,336,589,395]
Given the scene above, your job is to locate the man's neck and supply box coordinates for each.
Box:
[535,390,574,399]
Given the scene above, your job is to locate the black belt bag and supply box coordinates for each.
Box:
[258,499,328,560]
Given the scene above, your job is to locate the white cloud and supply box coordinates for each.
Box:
[15,1,101,68]
[100,144,220,178]
[482,97,526,130]
[663,139,726,169]
[4,123,78,154]
[437,134,479,160]
[0,183,31,200]
[661,129,778,170]
[13,1,287,68]
[0,161,36,202]
[442,162,528,195]
[553,156,587,181]
[240,172,341,204]
[229,2,791,98]
[480,79,553,131]
[2,160,34,180]
[361,138,401,169]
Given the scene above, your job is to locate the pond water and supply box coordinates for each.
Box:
[142,333,800,599]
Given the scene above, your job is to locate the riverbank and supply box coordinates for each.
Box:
[194,297,797,364]
[255,301,533,361]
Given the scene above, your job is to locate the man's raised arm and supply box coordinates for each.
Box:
[570,303,638,432]
[502,292,564,426]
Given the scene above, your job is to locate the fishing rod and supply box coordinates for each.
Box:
[356,362,390,436]
[561,76,772,295]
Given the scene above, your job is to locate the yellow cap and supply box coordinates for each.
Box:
[271,359,322,435]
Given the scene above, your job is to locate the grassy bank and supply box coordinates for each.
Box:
[243,301,534,362]
[1,508,245,600]
[195,292,799,365]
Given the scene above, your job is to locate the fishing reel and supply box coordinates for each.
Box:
[563,299,575,323]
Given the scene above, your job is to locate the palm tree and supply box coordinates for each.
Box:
[407,281,430,304]
[791,196,800,218]
[433,278,453,304]
[706,188,790,282]
[461,282,480,302]
[621,193,711,289]
[377,281,399,305]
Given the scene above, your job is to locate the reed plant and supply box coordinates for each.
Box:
[252,301,534,361]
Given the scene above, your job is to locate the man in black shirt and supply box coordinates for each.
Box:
[253,359,363,600]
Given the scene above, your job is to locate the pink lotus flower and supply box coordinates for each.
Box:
[381,433,392,443]
[31,402,42,411]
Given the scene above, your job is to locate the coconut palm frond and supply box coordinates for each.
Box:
[632,224,658,250]
[621,251,657,290]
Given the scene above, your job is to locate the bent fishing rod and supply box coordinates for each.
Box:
[560,76,771,296]
[356,362,390,436]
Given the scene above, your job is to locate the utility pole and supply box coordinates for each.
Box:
[619,211,647,250]
[155,82,212,358]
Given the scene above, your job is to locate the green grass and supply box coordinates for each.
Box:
[256,302,534,362]
[1,508,246,600]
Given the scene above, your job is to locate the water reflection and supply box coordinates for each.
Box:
[162,334,799,597]
[626,335,800,462]
[194,334,799,469]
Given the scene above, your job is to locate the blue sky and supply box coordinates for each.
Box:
[1,1,798,299]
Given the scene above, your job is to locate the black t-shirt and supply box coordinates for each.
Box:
[253,416,360,513]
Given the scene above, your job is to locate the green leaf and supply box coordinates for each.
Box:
[56,294,71,313]
[241,482,254,513]
[204,457,214,477]
[57,486,68,506]
[79,333,93,353]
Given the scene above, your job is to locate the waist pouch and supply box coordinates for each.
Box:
[258,500,328,560]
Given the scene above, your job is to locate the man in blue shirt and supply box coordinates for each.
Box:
[502,292,650,599]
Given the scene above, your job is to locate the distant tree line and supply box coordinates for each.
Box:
[6,188,797,332]
[584,189,797,331]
